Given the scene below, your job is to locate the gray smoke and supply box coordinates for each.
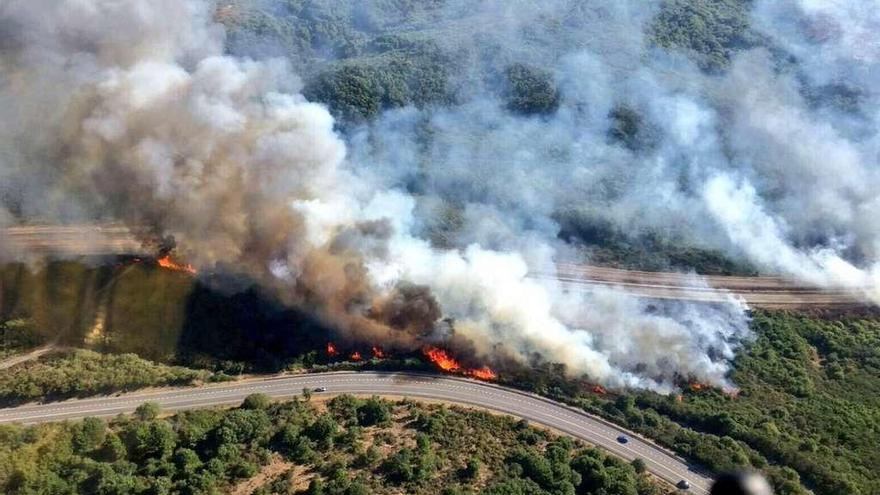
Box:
[346,0,880,302]
[14,0,880,391]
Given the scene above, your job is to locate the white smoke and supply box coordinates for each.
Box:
[343,0,880,304]
[13,0,853,392]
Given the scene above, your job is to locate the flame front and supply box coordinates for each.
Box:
[350,351,362,361]
[424,347,461,372]
[157,255,197,274]
[326,342,338,357]
[689,382,707,392]
[424,347,496,380]
[371,346,386,359]
[468,366,497,380]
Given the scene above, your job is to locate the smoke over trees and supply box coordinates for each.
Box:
[2,0,878,392]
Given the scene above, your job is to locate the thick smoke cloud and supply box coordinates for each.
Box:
[347,0,880,303]
[21,0,880,391]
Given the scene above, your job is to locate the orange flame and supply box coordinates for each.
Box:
[350,351,362,361]
[157,255,197,275]
[371,346,386,359]
[424,347,496,380]
[592,385,607,395]
[326,342,338,357]
[689,382,707,392]
[468,366,497,381]
[424,347,461,372]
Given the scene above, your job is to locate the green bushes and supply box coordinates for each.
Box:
[504,311,880,495]
[0,396,662,495]
[305,65,383,122]
[649,0,758,71]
[504,64,560,115]
[0,349,209,404]
[303,41,453,124]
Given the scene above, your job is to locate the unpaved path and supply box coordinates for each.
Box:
[0,342,62,370]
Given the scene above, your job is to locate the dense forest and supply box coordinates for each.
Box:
[218,0,765,273]
[509,311,880,495]
[0,395,665,495]
[3,304,879,494]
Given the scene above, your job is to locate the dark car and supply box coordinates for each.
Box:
[676,479,690,490]
[616,435,629,444]
[313,387,327,392]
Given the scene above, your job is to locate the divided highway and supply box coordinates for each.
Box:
[0,371,713,494]
[2,224,869,308]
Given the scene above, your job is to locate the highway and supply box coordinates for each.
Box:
[2,224,869,308]
[0,371,713,494]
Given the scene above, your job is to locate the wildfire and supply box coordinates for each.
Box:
[468,366,497,381]
[371,346,386,359]
[326,342,338,357]
[424,347,461,372]
[423,347,497,381]
[350,351,362,361]
[689,382,707,392]
[157,255,197,275]
[592,385,607,395]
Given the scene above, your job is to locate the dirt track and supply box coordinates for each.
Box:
[1,225,870,308]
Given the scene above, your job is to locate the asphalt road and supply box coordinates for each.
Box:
[2,224,869,308]
[0,371,712,494]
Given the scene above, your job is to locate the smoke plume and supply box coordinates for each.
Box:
[7,0,876,391]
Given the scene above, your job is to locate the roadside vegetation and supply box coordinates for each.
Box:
[0,349,214,406]
[0,394,666,495]
[506,311,880,495]
[3,260,877,494]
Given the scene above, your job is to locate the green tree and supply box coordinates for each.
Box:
[135,402,161,421]
[241,393,271,410]
[307,477,325,495]
[383,448,416,483]
[173,448,203,475]
[504,63,560,115]
[306,416,339,450]
[631,458,647,474]
[357,396,391,426]
[96,433,128,463]
[131,421,177,460]
[460,457,480,481]
[305,65,381,123]
[73,417,107,454]
[649,0,756,71]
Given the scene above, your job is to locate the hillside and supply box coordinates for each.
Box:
[0,395,667,495]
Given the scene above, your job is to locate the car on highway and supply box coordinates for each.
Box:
[313,387,327,392]
[676,479,690,490]
[616,435,629,444]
